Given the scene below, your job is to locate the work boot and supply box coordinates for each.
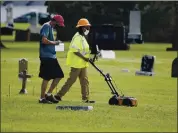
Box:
[83,100,95,103]
[39,98,52,104]
[54,95,62,101]
[46,94,59,104]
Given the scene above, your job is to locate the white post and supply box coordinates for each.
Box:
[35,11,38,28]
[29,10,40,33]
[6,3,14,28]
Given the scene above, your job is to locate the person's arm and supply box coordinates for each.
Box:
[42,36,59,45]
[41,25,60,45]
[70,36,89,62]
[74,52,89,62]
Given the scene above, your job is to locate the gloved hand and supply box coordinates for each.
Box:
[84,57,89,62]
[88,58,93,63]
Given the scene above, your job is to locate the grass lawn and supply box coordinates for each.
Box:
[1,23,30,41]
[1,23,30,30]
[1,41,177,132]
[1,23,57,41]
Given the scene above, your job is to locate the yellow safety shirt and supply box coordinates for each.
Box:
[66,32,90,68]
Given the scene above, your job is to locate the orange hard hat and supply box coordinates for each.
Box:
[76,18,91,28]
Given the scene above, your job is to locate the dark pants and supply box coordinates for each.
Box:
[39,57,64,81]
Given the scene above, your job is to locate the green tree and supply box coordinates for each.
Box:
[45,1,175,42]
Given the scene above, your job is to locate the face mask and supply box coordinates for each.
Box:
[84,29,89,35]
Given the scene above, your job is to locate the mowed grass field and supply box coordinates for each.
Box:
[1,23,56,41]
[1,41,177,132]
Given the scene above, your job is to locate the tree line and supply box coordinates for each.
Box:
[45,1,176,43]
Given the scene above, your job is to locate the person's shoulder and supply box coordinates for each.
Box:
[73,32,82,39]
[41,22,51,29]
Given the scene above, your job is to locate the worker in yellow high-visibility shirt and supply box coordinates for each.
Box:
[54,18,95,103]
